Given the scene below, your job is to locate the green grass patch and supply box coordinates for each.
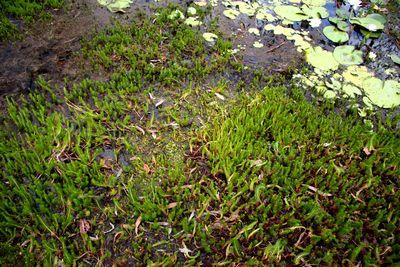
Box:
[195,87,400,264]
[0,6,399,266]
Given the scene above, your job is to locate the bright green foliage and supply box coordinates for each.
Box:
[305,46,339,71]
[333,45,363,66]
[98,0,133,13]
[323,26,349,43]
[0,7,235,265]
[202,87,400,264]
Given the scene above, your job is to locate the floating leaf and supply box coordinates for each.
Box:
[203,32,218,42]
[302,0,326,6]
[248,28,260,36]
[390,54,400,65]
[253,41,264,48]
[350,16,384,32]
[302,6,329,19]
[184,17,203,26]
[366,13,386,24]
[324,90,337,99]
[329,18,350,31]
[236,2,258,16]
[223,9,240,19]
[363,78,400,108]
[194,0,207,6]
[305,47,339,71]
[336,8,350,19]
[342,66,373,88]
[274,5,309,22]
[323,26,349,43]
[342,84,362,98]
[333,45,363,66]
[98,0,133,12]
[337,21,350,31]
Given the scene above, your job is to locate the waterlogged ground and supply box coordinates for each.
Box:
[0,0,400,265]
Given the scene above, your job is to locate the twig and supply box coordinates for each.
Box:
[265,41,287,53]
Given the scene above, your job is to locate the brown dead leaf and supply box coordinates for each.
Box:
[167,202,178,209]
[363,147,371,156]
[135,215,142,236]
[227,210,240,222]
[143,164,151,174]
[79,219,90,234]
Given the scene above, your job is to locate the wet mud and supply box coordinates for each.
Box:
[1,0,398,101]
[0,0,303,101]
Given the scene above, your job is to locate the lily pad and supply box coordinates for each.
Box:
[336,8,350,19]
[323,26,349,43]
[333,45,363,66]
[253,41,264,48]
[274,5,309,22]
[390,54,400,65]
[98,0,133,12]
[324,90,337,99]
[203,32,218,42]
[363,78,400,108]
[184,17,203,26]
[366,13,386,24]
[342,84,362,98]
[248,28,260,36]
[305,47,339,71]
[329,18,350,31]
[302,0,326,6]
[194,0,207,6]
[223,9,240,19]
[302,6,329,19]
[350,16,384,31]
[342,66,373,88]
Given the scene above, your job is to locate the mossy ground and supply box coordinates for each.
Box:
[0,5,399,266]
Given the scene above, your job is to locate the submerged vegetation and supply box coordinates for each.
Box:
[0,1,399,266]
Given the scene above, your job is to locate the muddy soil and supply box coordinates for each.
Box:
[0,0,303,103]
[205,3,302,72]
[0,0,150,97]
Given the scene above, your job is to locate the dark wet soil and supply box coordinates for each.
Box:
[208,4,302,72]
[0,1,97,96]
[1,0,397,105]
[0,0,151,98]
[0,0,303,104]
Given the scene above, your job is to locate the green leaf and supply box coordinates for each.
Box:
[363,78,400,108]
[203,32,218,42]
[305,47,339,71]
[390,54,400,65]
[302,6,329,19]
[274,5,309,22]
[333,45,363,66]
[98,0,133,13]
[323,26,349,43]
[350,16,384,31]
